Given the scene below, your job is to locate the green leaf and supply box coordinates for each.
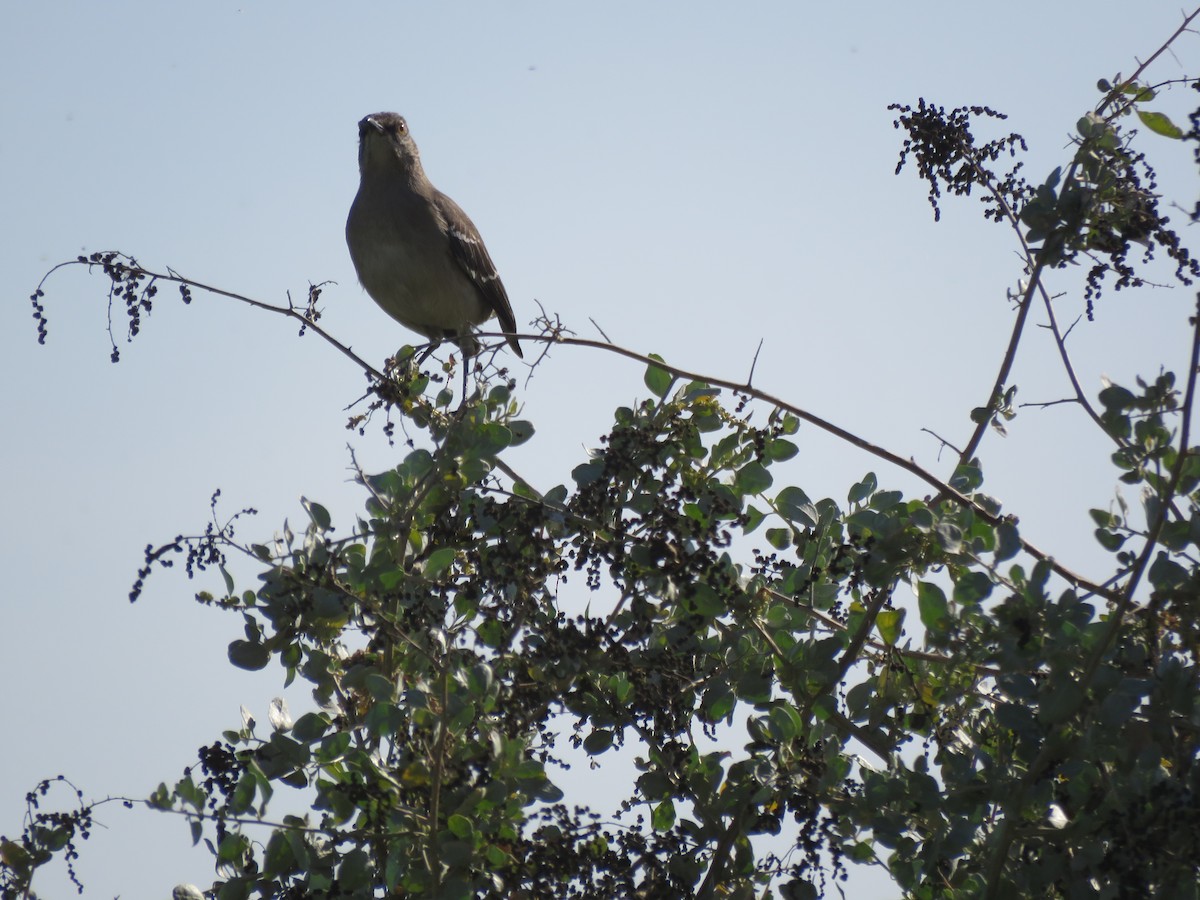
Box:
[908,505,934,530]
[571,461,605,486]
[952,571,993,605]
[776,486,818,528]
[743,504,766,534]
[685,583,728,618]
[848,473,877,504]
[917,582,949,634]
[508,419,535,446]
[316,731,351,763]
[514,759,547,780]
[310,588,346,621]
[301,496,332,531]
[449,701,477,734]
[1098,687,1140,727]
[704,687,736,722]
[269,827,304,874]
[935,521,963,553]
[735,461,773,494]
[1149,552,1188,591]
[174,774,205,811]
[447,814,475,839]
[1099,384,1136,411]
[583,729,614,755]
[486,843,512,866]
[644,355,673,398]
[765,438,799,462]
[291,712,330,742]
[218,832,247,863]
[477,618,504,648]
[765,527,792,550]
[466,663,495,699]
[440,840,474,867]
[474,422,514,457]
[217,877,251,900]
[219,564,235,595]
[0,839,31,874]
[338,848,371,890]
[651,798,676,831]
[994,520,1021,561]
[228,640,270,671]
[950,463,983,493]
[363,673,396,701]
[781,879,819,900]
[231,771,258,813]
[1095,528,1126,552]
[1136,110,1183,139]
[424,547,457,579]
[768,705,802,741]
[1038,681,1084,724]
[877,608,905,646]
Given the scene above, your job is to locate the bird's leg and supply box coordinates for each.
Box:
[415,341,440,366]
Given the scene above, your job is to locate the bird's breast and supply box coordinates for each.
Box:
[346,189,490,339]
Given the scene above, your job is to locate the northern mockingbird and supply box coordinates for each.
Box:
[345,112,523,365]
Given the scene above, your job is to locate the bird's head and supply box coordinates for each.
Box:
[357,112,421,176]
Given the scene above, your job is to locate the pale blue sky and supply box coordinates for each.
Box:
[3,2,1198,896]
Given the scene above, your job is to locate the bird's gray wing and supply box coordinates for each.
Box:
[434,190,523,356]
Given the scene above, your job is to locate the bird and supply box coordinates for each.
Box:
[345,112,523,373]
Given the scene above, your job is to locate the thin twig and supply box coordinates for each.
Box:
[100,261,386,381]
[589,317,614,343]
[955,233,1044,467]
[1020,397,1081,410]
[920,427,964,457]
[747,338,764,386]
[1036,284,1111,435]
[1123,7,1200,88]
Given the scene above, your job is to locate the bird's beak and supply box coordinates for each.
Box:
[358,115,384,138]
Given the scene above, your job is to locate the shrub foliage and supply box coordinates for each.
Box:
[8,16,1200,899]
